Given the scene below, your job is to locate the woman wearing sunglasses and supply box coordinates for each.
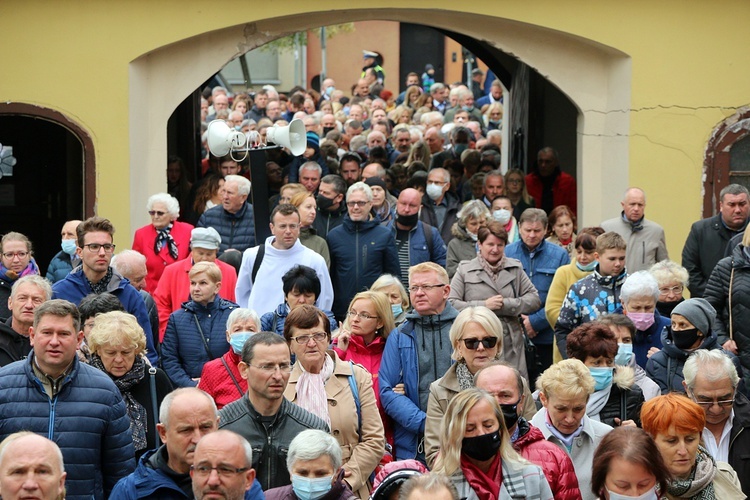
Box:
[132,192,193,292]
[424,306,537,468]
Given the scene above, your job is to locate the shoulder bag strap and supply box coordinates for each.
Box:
[729,261,735,341]
[193,315,213,358]
[251,244,265,284]
[148,367,159,434]
[347,361,362,442]
[220,356,245,397]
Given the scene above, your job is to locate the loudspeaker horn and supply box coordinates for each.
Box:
[206,120,247,157]
[266,119,306,157]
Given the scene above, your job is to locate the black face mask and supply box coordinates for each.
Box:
[500,402,520,431]
[396,212,419,228]
[672,327,701,350]
[323,126,335,136]
[316,194,335,211]
[461,430,501,461]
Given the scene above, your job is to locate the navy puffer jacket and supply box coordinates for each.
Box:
[260,302,338,336]
[197,203,256,254]
[162,296,238,388]
[0,354,135,500]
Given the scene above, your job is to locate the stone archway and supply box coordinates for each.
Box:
[129,9,631,230]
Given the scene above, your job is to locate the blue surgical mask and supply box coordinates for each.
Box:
[576,260,597,272]
[61,239,77,257]
[606,488,658,500]
[229,332,254,354]
[615,343,634,366]
[292,475,333,500]
[325,86,334,97]
[589,367,614,391]
[391,304,403,317]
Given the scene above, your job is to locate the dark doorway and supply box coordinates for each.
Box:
[399,23,445,92]
[0,116,84,277]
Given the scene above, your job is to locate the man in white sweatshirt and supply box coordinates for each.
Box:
[235,204,333,316]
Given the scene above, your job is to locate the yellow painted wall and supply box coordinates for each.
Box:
[1,0,748,260]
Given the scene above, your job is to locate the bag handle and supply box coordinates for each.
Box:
[729,262,735,342]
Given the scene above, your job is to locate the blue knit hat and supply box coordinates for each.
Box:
[306,131,320,148]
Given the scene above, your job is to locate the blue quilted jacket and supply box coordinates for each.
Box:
[260,302,338,336]
[197,202,256,254]
[162,296,238,388]
[0,354,135,499]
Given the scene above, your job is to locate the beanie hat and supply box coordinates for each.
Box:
[672,298,716,335]
[364,176,387,191]
[306,131,320,149]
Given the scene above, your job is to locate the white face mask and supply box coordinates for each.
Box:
[492,209,511,225]
[426,183,444,201]
[606,488,658,500]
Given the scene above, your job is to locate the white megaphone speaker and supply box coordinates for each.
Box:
[207,120,247,157]
[266,119,306,157]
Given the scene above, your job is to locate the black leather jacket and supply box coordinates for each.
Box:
[219,396,329,490]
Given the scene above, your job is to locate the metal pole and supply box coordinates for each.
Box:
[248,148,271,242]
[320,26,327,82]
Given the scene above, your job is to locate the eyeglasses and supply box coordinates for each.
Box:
[462,337,498,350]
[347,200,370,208]
[348,310,377,320]
[248,363,293,373]
[148,210,167,217]
[409,284,446,293]
[2,251,29,260]
[191,464,249,477]
[659,285,684,295]
[291,332,328,344]
[83,243,116,253]
[689,391,735,409]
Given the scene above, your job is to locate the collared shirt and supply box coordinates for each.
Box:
[702,409,734,462]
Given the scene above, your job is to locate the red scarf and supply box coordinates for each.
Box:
[460,453,502,500]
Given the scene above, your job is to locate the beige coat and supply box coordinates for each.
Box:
[285,351,386,499]
[448,257,541,380]
[423,363,539,468]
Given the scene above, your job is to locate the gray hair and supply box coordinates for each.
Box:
[147,193,180,218]
[399,473,458,500]
[349,135,366,152]
[286,429,342,472]
[486,129,502,142]
[518,208,548,228]
[111,249,147,277]
[11,274,52,301]
[347,181,373,202]
[620,270,660,304]
[224,174,251,196]
[683,349,739,390]
[623,187,646,203]
[430,82,446,95]
[159,387,217,428]
[226,308,260,332]
[420,111,444,126]
[649,260,689,288]
[720,183,750,202]
[457,199,490,224]
[429,168,450,183]
[299,162,322,176]
[484,169,504,186]
[0,432,65,473]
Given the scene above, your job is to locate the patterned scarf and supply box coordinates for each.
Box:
[87,267,113,295]
[667,446,716,500]
[295,353,334,427]
[455,361,475,391]
[90,354,149,451]
[0,258,40,282]
[154,223,179,259]
[477,253,505,280]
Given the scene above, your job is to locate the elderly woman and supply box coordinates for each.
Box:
[504,168,535,221]
[87,311,173,459]
[566,322,645,428]
[446,200,490,278]
[261,265,337,335]
[649,260,689,317]
[590,426,670,500]
[0,232,40,320]
[642,393,744,499]
[265,429,357,500]
[364,177,394,226]
[198,308,259,409]
[283,305,385,499]
[545,227,606,364]
[162,261,238,388]
[618,270,669,367]
[449,221,541,380]
[370,274,410,326]
[546,205,576,260]
[290,191,330,266]
[530,359,613,500]
[132,192,194,292]
[433,388,553,500]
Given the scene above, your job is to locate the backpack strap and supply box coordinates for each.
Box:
[251,244,265,284]
[347,361,362,442]
[422,223,434,258]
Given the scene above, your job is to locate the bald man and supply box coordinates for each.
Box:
[46,219,82,283]
[0,433,66,500]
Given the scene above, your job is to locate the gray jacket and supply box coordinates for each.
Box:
[601,214,668,272]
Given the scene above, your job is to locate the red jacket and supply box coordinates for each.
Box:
[525,170,577,216]
[198,349,246,409]
[154,257,238,341]
[132,221,194,293]
[513,419,582,500]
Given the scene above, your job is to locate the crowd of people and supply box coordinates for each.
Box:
[2,56,750,500]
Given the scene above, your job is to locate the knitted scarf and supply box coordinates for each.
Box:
[455,361,475,391]
[0,258,40,282]
[90,354,149,451]
[154,223,179,259]
[295,353,334,427]
[667,446,716,500]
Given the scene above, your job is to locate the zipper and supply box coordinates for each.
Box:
[355,224,360,288]
[48,395,58,439]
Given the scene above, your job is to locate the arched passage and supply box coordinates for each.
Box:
[129,9,631,230]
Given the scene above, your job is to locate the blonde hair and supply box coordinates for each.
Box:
[449,307,503,362]
[370,274,409,310]
[408,262,449,285]
[536,358,595,399]
[648,259,688,287]
[189,261,222,283]
[346,291,395,338]
[432,388,525,476]
[290,191,315,208]
[87,311,147,356]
